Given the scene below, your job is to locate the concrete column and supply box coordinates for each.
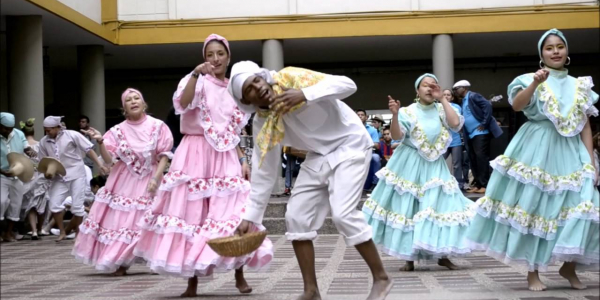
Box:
[262,39,284,71]
[78,45,106,132]
[262,39,285,194]
[7,16,44,139]
[432,34,454,90]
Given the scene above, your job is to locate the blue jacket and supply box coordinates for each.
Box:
[462,91,503,140]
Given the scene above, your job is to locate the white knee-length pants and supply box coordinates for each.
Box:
[1,176,24,222]
[285,150,373,246]
[48,177,87,217]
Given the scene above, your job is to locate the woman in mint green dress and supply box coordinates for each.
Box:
[363,73,475,271]
[465,29,599,291]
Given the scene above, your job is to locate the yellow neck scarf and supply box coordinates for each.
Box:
[255,67,326,166]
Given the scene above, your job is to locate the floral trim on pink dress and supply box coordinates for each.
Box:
[79,218,141,245]
[160,170,250,200]
[198,100,250,152]
[94,187,155,212]
[110,118,166,177]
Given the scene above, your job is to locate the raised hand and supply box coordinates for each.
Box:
[270,86,307,115]
[430,83,443,100]
[388,95,400,114]
[193,62,215,78]
[533,69,550,84]
[81,127,103,141]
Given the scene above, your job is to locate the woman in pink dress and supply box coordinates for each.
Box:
[134,34,273,297]
[72,88,174,276]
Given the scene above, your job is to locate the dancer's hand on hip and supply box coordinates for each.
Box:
[235,220,251,236]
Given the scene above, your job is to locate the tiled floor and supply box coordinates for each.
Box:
[1,235,598,300]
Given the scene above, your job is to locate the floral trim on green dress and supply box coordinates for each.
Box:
[363,198,476,232]
[375,167,461,200]
[402,104,461,161]
[474,196,599,241]
[538,76,598,137]
[490,155,595,194]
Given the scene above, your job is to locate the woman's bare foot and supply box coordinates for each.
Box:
[110,266,128,277]
[399,261,414,271]
[438,258,459,270]
[181,276,198,297]
[295,290,321,300]
[559,262,587,290]
[367,277,393,300]
[235,268,252,294]
[527,271,547,291]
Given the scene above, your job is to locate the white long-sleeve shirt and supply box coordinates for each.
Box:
[243,74,373,224]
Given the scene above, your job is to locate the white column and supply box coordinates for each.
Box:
[432,34,454,90]
[78,45,106,132]
[262,39,284,71]
[262,39,285,194]
[7,16,45,139]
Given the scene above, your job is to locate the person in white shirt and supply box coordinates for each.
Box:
[228,61,392,300]
[38,116,107,242]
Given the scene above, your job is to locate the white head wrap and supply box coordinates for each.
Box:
[227,61,275,114]
[43,116,63,128]
[0,112,15,127]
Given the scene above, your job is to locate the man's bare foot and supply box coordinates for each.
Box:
[295,290,321,300]
[1,234,15,242]
[399,261,414,271]
[110,266,128,277]
[367,277,393,300]
[235,273,252,294]
[559,263,587,290]
[181,277,198,297]
[438,258,459,270]
[527,271,547,291]
[55,234,67,242]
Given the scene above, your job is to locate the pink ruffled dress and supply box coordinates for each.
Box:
[134,73,273,277]
[73,115,174,272]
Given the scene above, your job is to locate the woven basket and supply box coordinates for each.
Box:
[207,231,268,257]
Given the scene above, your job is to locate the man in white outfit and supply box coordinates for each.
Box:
[37,116,107,242]
[0,112,37,242]
[228,61,392,300]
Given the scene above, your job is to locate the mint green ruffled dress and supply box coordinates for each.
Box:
[465,69,600,271]
[362,102,475,261]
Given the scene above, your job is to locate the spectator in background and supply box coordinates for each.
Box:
[375,127,398,168]
[356,109,381,191]
[442,89,468,191]
[79,115,97,173]
[370,114,385,140]
[453,80,503,194]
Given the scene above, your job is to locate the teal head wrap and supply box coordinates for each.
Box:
[414,73,438,91]
[538,28,568,59]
